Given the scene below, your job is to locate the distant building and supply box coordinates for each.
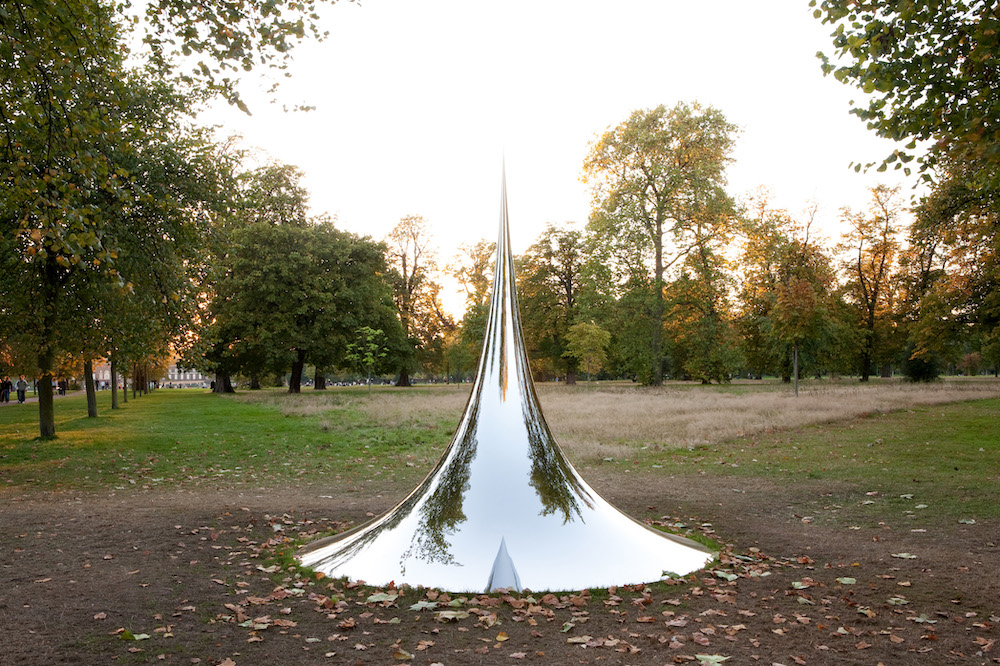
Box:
[164,364,211,389]
[92,361,211,389]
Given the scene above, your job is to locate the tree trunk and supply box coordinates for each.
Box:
[110,356,119,410]
[396,366,411,387]
[84,359,97,417]
[651,220,665,386]
[122,375,128,403]
[249,373,261,390]
[792,343,799,398]
[289,350,305,393]
[314,371,326,390]
[565,370,577,385]
[213,372,234,393]
[37,350,55,438]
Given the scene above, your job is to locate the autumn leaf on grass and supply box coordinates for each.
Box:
[836,577,856,585]
[496,632,509,642]
[393,648,414,660]
[509,652,527,659]
[891,553,917,559]
[566,635,593,644]
[409,600,437,611]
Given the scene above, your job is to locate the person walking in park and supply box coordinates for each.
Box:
[0,376,11,403]
[15,375,28,404]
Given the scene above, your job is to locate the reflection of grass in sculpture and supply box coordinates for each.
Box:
[524,399,592,523]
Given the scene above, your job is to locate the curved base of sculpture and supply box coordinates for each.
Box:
[296,383,715,592]
[298,478,714,593]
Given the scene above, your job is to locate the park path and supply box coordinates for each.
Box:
[0,388,86,406]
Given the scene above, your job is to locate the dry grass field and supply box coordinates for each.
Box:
[236,377,1000,461]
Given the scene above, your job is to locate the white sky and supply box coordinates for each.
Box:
[203,0,916,310]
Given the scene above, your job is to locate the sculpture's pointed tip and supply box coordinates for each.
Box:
[485,537,522,593]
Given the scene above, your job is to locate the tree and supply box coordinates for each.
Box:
[737,196,841,385]
[517,223,585,382]
[837,185,904,381]
[451,240,496,369]
[205,221,403,393]
[582,102,739,385]
[1,0,335,437]
[900,149,1000,378]
[345,326,388,394]
[812,0,1000,189]
[384,215,453,385]
[562,322,611,381]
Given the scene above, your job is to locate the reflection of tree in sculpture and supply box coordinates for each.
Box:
[524,399,592,523]
[400,411,479,568]
[299,409,478,572]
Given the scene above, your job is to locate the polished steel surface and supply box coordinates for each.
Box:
[297,171,715,592]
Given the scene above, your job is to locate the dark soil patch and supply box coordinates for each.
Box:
[1,472,998,665]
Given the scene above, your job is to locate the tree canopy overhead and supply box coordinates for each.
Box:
[812,0,1000,186]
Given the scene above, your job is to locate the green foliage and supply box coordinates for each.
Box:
[582,102,739,385]
[812,0,1000,188]
[204,220,403,392]
[0,3,230,435]
[736,198,843,381]
[139,0,342,112]
[384,215,454,382]
[345,326,388,392]
[517,223,585,381]
[836,186,904,381]
[562,322,611,381]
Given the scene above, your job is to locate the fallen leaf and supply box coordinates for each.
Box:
[393,648,414,660]
[434,610,470,622]
[496,631,509,642]
[694,655,730,665]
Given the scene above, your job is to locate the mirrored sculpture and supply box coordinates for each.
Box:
[297,170,715,592]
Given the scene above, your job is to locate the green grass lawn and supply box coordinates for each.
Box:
[646,398,1000,524]
[2,387,997,529]
[0,388,452,491]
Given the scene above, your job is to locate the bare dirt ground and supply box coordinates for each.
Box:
[2,472,998,665]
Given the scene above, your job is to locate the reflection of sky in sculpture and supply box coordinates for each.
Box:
[297,170,715,592]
